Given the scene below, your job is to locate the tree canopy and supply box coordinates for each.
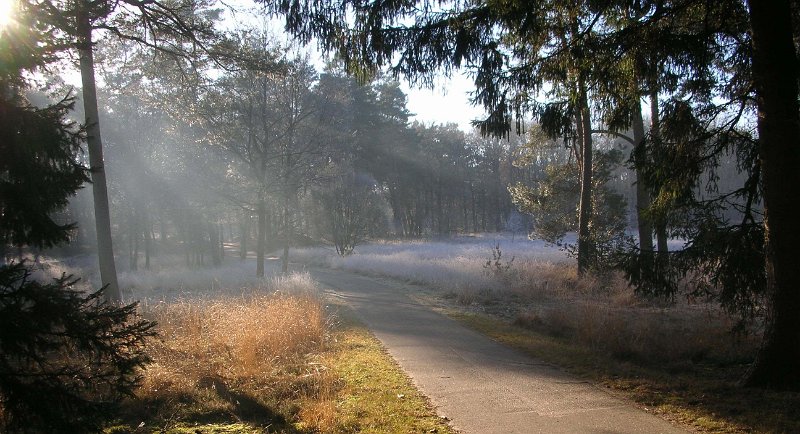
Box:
[265,0,800,390]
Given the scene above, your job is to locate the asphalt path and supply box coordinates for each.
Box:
[308,267,688,434]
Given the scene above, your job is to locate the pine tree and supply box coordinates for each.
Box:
[1,10,156,430]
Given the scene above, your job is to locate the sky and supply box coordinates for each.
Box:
[225,1,485,133]
[401,74,486,133]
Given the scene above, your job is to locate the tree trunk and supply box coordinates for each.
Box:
[129,211,139,272]
[281,194,290,273]
[648,86,669,260]
[208,221,221,266]
[144,214,151,271]
[744,0,800,390]
[631,95,654,255]
[77,8,120,302]
[159,209,167,242]
[256,198,266,277]
[219,223,225,260]
[127,215,134,271]
[471,184,478,232]
[240,212,249,260]
[576,76,594,275]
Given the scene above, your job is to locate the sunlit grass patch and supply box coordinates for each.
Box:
[118,273,330,431]
[108,272,454,433]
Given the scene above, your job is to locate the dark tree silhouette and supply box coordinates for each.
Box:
[1,9,157,430]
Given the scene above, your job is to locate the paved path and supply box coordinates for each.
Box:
[309,267,688,434]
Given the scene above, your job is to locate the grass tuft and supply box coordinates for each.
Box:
[120,273,330,431]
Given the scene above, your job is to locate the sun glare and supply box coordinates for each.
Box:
[0,0,15,32]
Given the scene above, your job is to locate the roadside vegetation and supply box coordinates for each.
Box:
[293,236,800,433]
[81,269,455,433]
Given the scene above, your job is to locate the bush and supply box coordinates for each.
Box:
[0,262,156,433]
[509,150,631,271]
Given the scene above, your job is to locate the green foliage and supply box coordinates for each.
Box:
[620,221,765,322]
[0,263,156,432]
[511,148,630,270]
[0,92,88,250]
[0,0,91,252]
[509,164,577,242]
[618,102,765,322]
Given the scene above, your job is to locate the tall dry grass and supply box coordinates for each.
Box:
[123,273,337,430]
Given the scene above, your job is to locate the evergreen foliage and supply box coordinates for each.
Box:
[0,92,88,250]
[0,263,156,432]
[619,100,764,322]
[0,0,88,252]
[510,149,629,270]
[1,5,157,429]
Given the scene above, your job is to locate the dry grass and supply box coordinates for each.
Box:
[31,251,459,432]
[143,294,327,390]
[496,260,759,367]
[119,273,334,432]
[294,238,753,367]
[109,271,455,434]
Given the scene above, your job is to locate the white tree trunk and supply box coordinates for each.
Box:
[576,75,594,275]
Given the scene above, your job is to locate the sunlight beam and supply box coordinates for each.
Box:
[0,0,15,32]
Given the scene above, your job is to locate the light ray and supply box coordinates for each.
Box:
[0,0,15,33]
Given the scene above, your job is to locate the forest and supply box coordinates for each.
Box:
[1,0,799,432]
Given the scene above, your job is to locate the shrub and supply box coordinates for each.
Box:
[0,262,156,432]
[483,244,514,280]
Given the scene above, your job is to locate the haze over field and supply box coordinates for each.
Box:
[2,0,800,431]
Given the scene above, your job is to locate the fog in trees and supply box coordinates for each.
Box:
[25,28,539,288]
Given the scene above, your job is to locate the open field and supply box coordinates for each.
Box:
[291,235,800,433]
[292,235,570,297]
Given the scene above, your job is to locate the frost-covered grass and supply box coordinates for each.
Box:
[292,234,757,367]
[292,234,573,296]
[27,253,283,303]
